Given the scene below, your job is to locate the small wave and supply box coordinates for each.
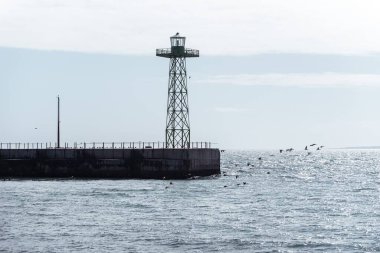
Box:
[352,187,376,192]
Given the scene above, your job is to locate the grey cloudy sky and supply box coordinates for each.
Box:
[1,0,380,55]
[1,0,380,149]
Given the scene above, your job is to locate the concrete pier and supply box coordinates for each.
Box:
[0,148,220,179]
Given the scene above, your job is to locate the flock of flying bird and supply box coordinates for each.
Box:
[279,143,324,154]
[164,144,326,189]
[218,144,326,188]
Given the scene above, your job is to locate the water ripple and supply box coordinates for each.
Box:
[1,150,380,252]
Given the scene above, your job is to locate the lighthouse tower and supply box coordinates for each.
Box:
[156,33,199,148]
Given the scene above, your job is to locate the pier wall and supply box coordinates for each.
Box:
[0,148,220,179]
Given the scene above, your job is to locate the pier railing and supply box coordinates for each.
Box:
[0,142,213,150]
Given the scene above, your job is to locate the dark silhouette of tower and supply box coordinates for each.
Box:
[156,33,199,148]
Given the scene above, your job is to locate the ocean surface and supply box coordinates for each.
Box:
[1,150,379,252]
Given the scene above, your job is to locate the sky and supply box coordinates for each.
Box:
[1,0,380,149]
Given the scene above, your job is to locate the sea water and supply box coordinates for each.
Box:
[1,150,379,252]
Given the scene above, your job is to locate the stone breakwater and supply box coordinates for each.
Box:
[0,148,220,179]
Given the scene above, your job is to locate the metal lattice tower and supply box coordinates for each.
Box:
[156,33,199,148]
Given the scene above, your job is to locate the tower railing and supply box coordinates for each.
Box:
[0,142,214,150]
[156,48,199,58]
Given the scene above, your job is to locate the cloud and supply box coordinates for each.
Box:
[0,0,380,55]
[196,73,380,88]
